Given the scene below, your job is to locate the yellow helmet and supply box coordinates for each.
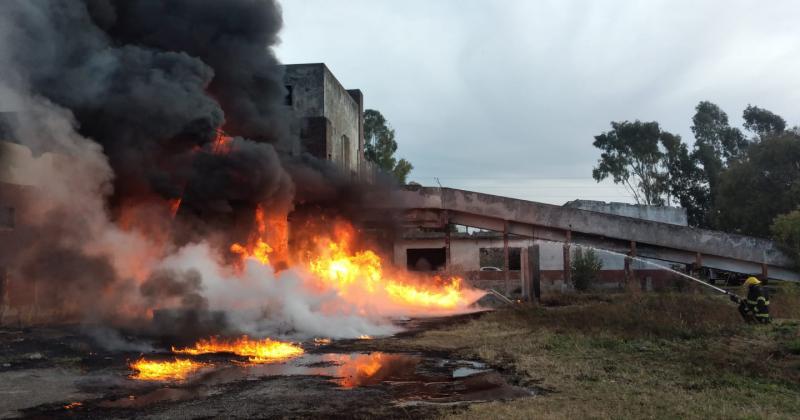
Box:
[744,276,761,287]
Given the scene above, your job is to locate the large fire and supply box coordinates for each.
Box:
[129,358,206,381]
[231,213,477,312]
[172,336,304,363]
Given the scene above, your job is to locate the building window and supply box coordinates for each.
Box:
[341,135,350,168]
[1,207,13,229]
[284,85,294,106]
[406,248,446,272]
[479,247,521,270]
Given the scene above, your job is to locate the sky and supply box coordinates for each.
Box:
[275,0,800,205]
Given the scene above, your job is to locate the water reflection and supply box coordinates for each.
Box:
[241,352,422,387]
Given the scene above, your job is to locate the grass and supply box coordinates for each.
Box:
[376,292,800,419]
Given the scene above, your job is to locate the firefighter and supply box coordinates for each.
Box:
[730,276,770,324]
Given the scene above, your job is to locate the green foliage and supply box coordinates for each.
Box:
[592,121,674,205]
[363,109,414,184]
[771,210,800,269]
[715,131,800,236]
[591,101,793,232]
[661,131,710,227]
[571,248,603,291]
[690,101,748,217]
[744,104,786,139]
[392,158,413,185]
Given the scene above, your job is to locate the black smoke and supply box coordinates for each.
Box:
[2,0,292,227]
[0,0,397,333]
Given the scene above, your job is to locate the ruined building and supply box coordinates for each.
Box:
[282,63,376,182]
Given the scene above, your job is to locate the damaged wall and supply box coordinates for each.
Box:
[283,63,363,179]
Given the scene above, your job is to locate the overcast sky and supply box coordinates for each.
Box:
[275,0,800,204]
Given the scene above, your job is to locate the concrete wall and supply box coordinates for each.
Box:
[394,236,691,294]
[394,236,667,272]
[283,64,325,119]
[283,63,363,178]
[376,187,796,281]
[564,200,688,226]
[322,68,361,177]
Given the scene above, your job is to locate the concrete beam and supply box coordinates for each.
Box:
[371,187,799,281]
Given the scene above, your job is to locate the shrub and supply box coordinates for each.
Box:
[571,248,603,291]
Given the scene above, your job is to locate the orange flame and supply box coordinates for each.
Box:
[212,130,234,155]
[304,223,470,310]
[172,335,304,363]
[168,198,182,218]
[230,212,478,311]
[129,358,206,381]
[327,353,408,388]
[230,205,275,267]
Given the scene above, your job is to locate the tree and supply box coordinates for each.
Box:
[363,109,413,184]
[771,209,800,270]
[661,132,709,226]
[691,101,747,204]
[714,130,800,236]
[571,248,603,291]
[743,105,786,139]
[592,120,682,206]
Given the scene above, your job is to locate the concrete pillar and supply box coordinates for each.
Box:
[0,267,6,323]
[625,240,637,292]
[521,247,528,299]
[528,245,541,302]
[563,230,571,288]
[694,252,703,276]
[503,220,510,295]
[444,211,451,273]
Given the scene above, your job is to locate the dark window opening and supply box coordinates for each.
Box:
[479,247,521,270]
[284,85,294,106]
[406,248,446,272]
[1,207,13,229]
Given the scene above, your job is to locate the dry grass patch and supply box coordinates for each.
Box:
[387,293,800,419]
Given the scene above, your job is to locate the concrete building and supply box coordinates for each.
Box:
[282,63,373,181]
[394,230,683,295]
[369,187,799,299]
[564,200,688,226]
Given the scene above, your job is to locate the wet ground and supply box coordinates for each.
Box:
[0,316,534,419]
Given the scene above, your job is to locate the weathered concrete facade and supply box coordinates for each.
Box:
[564,200,688,226]
[394,233,686,294]
[283,63,366,180]
[366,187,799,295]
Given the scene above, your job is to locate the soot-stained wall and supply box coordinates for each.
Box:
[283,64,363,178]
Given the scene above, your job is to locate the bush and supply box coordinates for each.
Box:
[571,248,603,291]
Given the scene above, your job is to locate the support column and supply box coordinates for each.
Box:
[693,252,703,277]
[520,247,529,299]
[528,245,541,302]
[563,230,571,289]
[503,220,510,295]
[444,210,451,273]
[761,263,769,285]
[625,240,637,292]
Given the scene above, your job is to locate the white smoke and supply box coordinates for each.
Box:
[155,242,399,339]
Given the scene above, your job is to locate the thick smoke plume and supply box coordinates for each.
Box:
[0,1,474,346]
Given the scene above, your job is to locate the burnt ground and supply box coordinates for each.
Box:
[0,311,535,419]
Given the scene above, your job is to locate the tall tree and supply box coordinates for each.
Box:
[714,130,800,237]
[661,132,709,226]
[690,101,747,224]
[592,120,679,206]
[363,109,413,184]
[743,105,786,139]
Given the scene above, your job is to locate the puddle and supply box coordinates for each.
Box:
[48,351,533,413]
